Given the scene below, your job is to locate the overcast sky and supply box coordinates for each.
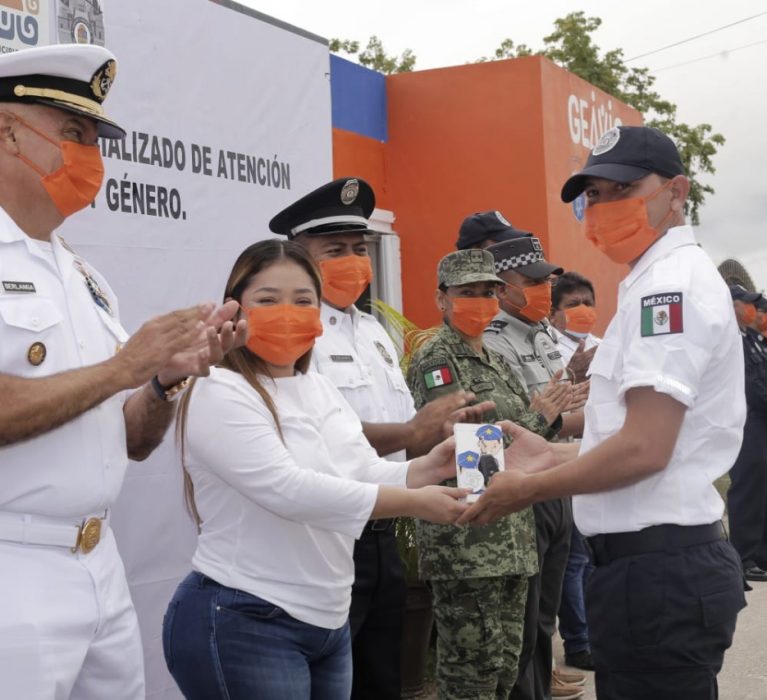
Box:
[240,0,767,287]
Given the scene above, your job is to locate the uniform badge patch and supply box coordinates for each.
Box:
[27,342,46,366]
[374,341,394,366]
[2,281,35,293]
[330,355,354,362]
[641,292,683,337]
[424,366,453,389]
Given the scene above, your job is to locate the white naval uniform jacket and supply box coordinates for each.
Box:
[574,226,746,537]
[311,302,416,461]
[0,206,130,519]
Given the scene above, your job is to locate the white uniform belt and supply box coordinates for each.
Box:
[0,509,110,550]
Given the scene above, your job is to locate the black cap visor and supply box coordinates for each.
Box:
[505,260,564,281]
[561,163,654,203]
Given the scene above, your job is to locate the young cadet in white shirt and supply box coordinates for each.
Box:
[549,271,601,366]
[0,45,244,700]
[164,238,475,700]
[269,178,487,700]
[459,126,747,700]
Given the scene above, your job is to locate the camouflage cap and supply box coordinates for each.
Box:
[438,249,504,288]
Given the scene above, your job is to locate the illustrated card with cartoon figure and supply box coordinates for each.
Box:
[454,423,505,503]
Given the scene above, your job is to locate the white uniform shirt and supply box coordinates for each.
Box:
[0,207,129,518]
[552,328,601,366]
[185,367,410,629]
[312,302,416,460]
[574,226,746,536]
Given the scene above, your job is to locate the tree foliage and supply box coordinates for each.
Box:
[485,12,722,224]
[329,35,416,75]
[331,14,722,223]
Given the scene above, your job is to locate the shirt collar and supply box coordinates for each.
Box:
[321,300,360,329]
[0,206,30,244]
[0,205,63,272]
[622,225,698,290]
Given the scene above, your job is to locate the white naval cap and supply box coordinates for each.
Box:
[0,43,125,139]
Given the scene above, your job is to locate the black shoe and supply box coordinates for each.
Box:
[744,565,767,582]
[565,650,595,671]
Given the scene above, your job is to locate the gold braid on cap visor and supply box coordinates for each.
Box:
[13,84,105,117]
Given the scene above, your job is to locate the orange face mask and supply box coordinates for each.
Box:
[450,297,499,337]
[241,304,323,366]
[564,304,597,336]
[505,281,552,323]
[739,303,757,327]
[319,255,373,309]
[13,117,104,217]
[584,181,674,264]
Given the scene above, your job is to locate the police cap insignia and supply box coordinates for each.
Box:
[592,126,621,156]
[90,59,117,102]
[340,179,359,205]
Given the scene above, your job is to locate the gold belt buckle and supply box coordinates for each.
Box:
[72,517,102,554]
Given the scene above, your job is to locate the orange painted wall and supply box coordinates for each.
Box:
[332,128,392,211]
[332,55,643,334]
[386,57,548,329]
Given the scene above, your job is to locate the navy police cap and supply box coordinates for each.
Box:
[488,236,563,280]
[456,210,531,250]
[0,44,125,139]
[561,126,685,203]
[729,284,761,303]
[269,178,376,240]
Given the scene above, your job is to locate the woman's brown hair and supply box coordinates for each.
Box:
[176,238,323,524]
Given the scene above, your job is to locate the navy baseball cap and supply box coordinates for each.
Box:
[561,126,686,203]
[456,210,531,250]
[729,284,761,303]
[488,236,563,281]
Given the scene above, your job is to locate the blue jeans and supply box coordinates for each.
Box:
[163,571,352,700]
[557,526,594,656]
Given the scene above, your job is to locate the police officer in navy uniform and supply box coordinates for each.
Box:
[727,284,767,583]
[459,125,747,700]
[270,178,490,699]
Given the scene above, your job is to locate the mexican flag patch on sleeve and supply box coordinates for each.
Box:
[640,292,684,337]
[424,366,453,388]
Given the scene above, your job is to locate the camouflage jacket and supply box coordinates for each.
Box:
[406,323,557,580]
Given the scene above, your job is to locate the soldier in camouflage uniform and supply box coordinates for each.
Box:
[406,249,563,699]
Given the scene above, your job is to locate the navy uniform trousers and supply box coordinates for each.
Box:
[728,410,767,570]
[348,523,406,700]
[511,497,572,700]
[585,527,745,700]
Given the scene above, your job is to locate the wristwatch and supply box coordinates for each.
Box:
[150,374,191,402]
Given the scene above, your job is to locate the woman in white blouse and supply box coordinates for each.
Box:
[163,239,469,700]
